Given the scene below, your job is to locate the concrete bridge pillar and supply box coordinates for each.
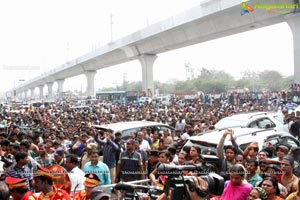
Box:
[287,14,300,83]
[138,54,157,97]
[38,85,44,100]
[56,79,65,97]
[30,88,35,100]
[46,82,54,99]
[24,90,28,100]
[85,70,97,97]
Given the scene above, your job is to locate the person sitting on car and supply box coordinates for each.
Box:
[216,129,243,181]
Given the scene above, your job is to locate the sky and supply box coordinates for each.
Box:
[0,0,294,96]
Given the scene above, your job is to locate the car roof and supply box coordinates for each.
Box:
[93,121,173,132]
[189,127,264,146]
[223,112,268,120]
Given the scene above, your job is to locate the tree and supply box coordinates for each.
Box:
[257,70,282,91]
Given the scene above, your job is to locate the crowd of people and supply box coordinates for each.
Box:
[0,92,299,200]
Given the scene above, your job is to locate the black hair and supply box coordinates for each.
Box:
[225,145,236,154]
[15,152,28,163]
[190,146,201,154]
[167,146,177,155]
[10,143,20,151]
[258,177,280,196]
[247,158,259,168]
[0,181,10,200]
[20,140,30,149]
[35,175,53,185]
[10,186,28,194]
[283,155,294,167]
[159,150,171,162]
[66,154,78,165]
[91,149,99,155]
[228,164,246,177]
[182,146,191,155]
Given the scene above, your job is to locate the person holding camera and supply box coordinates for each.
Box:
[141,176,209,200]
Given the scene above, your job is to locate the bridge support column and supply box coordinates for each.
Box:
[138,54,157,97]
[38,85,44,100]
[30,88,35,100]
[287,14,300,83]
[24,90,28,100]
[46,82,54,100]
[85,70,97,97]
[56,79,65,97]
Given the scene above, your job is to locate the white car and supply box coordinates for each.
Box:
[138,97,152,104]
[214,112,288,132]
[93,121,174,140]
[182,127,299,157]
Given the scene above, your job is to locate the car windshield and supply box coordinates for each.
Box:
[183,139,218,155]
[214,118,245,129]
[272,114,285,124]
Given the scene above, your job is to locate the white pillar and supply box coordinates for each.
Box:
[30,88,35,100]
[85,70,97,97]
[56,79,65,97]
[138,54,157,97]
[38,85,44,100]
[46,82,54,99]
[287,14,300,83]
[24,90,28,100]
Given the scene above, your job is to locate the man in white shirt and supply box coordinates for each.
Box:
[65,154,85,193]
[137,131,151,151]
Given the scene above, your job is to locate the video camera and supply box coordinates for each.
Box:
[157,163,224,200]
[115,182,163,200]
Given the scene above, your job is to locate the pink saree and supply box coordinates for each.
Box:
[221,180,252,200]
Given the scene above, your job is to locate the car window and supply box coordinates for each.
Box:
[279,136,299,148]
[122,128,139,140]
[248,121,259,128]
[215,118,245,129]
[257,118,276,129]
[183,140,217,155]
[156,126,173,135]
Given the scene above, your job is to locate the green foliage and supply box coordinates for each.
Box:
[99,69,293,94]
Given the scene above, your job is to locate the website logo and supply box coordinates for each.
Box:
[240,1,299,15]
[240,2,254,16]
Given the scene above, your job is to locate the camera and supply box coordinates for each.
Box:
[157,163,224,200]
[115,182,163,200]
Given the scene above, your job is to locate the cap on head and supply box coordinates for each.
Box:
[5,177,27,189]
[126,139,135,145]
[34,165,54,179]
[84,173,100,187]
[276,145,289,153]
[90,185,110,200]
[54,147,64,156]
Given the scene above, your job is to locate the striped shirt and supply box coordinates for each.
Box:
[6,165,33,191]
[35,154,55,168]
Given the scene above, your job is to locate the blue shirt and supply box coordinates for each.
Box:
[7,165,33,191]
[246,173,262,187]
[83,161,111,186]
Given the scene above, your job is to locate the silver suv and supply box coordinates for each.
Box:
[182,127,299,157]
[214,112,288,132]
